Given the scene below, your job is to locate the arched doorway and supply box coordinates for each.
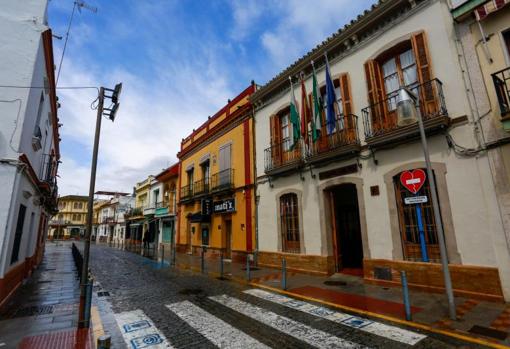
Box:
[327,183,364,274]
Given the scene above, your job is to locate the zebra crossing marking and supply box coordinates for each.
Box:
[114,309,172,349]
[209,294,368,349]
[244,288,426,346]
[166,300,269,348]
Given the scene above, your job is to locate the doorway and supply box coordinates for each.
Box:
[224,220,232,259]
[330,184,363,274]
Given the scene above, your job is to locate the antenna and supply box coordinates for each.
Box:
[76,0,97,13]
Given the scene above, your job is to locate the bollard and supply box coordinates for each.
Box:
[172,244,176,266]
[281,258,287,290]
[161,245,165,266]
[220,252,224,278]
[82,278,93,328]
[246,256,251,281]
[201,248,205,273]
[97,335,111,349]
[400,271,412,321]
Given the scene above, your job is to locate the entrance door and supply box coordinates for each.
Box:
[225,220,232,259]
[331,184,363,272]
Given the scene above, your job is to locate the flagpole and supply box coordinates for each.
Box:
[299,71,308,158]
[311,60,321,142]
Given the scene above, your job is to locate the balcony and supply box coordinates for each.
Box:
[125,207,143,219]
[211,169,234,193]
[180,185,193,202]
[305,114,360,165]
[264,139,303,175]
[362,79,449,149]
[143,204,155,216]
[193,178,210,196]
[492,66,510,120]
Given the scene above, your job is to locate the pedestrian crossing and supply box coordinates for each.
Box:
[114,288,427,348]
[244,288,426,345]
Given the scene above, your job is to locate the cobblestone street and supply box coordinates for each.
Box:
[88,244,486,348]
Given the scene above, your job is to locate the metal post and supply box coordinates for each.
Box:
[97,335,111,349]
[417,112,456,320]
[161,245,165,267]
[201,247,205,273]
[246,256,251,281]
[220,252,224,278]
[400,271,412,321]
[415,204,429,262]
[172,243,176,267]
[79,88,104,328]
[281,258,287,290]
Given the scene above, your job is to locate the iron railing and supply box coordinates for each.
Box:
[492,66,510,118]
[362,79,447,139]
[306,114,360,159]
[180,185,193,200]
[211,169,234,192]
[264,138,303,173]
[193,178,210,196]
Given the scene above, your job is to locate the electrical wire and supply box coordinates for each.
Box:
[56,1,78,85]
[0,85,99,91]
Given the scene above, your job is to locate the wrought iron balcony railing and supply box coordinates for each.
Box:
[180,185,193,201]
[492,66,510,118]
[362,79,448,143]
[193,178,210,196]
[305,114,360,163]
[264,138,303,174]
[211,169,234,192]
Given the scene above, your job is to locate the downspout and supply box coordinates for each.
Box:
[251,84,260,266]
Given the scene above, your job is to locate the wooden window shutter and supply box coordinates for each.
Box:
[339,73,355,142]
[364,60,387,132]
[269,115,281,166]
[411,31,437,115]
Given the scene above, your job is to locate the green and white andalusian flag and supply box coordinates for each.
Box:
[311,61,321,142]
[289,77,301,149]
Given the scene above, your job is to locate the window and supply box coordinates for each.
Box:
[503,29,510,61]
[187,169,194,191]
[381,48,418,110]
[58,214,63,220]
[201,161,210,184]
[219,144,231,186]
[394,170,441,262]
[281,112,291,151]
[58,202,65,210]
[279,193,300,253]
[320,81,344,134]
[32,92,44,151]
[10,204,27,264]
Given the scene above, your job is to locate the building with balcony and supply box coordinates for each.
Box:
[177,84,256,261]
[48,195,88,239]
[252,0,510,302]
[92,191,133,244]
[125,176,154,246]
[154,163,179,254]
[0,0,61,305]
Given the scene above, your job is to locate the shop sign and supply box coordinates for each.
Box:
[213,198,235,214]
[400,169,426,194]
[404,196,428,205]
[201,199,212,216]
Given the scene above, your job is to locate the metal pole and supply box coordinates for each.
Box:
[246,256,251,281]
[220,252,224,278]
[79,87,104,328]
[400,271,412,321]
[417,112,456,320]
[201,247,205,273]
[161,244,165,267]
[282,258,287,290]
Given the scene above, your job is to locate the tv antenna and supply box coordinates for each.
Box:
[56,0,97,85]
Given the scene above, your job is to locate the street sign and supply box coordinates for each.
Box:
[213,198,235,214]
[400,169,426,194]
[404,196,428,205]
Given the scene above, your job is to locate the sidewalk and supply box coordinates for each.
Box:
[121,244,510,348]
[0,241,99,349]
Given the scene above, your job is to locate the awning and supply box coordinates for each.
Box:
[188,212,211,223]
[475,0,509,20]
[130,223,142,228]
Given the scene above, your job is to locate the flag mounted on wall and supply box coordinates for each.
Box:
[311,61,321,142]
[324,54,337,134]
[289,76,301,149]
[300,73,311,146]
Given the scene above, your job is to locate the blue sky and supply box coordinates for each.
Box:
[48,0,378,195]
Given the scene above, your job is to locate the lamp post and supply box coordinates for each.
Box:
[396,87,456,320]
[78,83,122,328]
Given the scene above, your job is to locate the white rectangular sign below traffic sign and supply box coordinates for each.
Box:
[404,196,428,205]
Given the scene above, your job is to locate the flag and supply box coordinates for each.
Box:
[300,73,311,146]
[311,61,321,142]
[289,77,301,149]
[324,54,337,134]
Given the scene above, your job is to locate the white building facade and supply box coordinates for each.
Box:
[0,0,60,304]
[252,0,510,302]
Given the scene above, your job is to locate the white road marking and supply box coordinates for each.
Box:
[114,309,173,349]
[166,300,269,348]
[0,342,5,347]
[244,288,426,346]
[209,294,367,349]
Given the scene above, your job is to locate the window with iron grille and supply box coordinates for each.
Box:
[280,193,300,253]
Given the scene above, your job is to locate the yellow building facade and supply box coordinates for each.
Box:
[49,195,88,239]
[177,84,256,261]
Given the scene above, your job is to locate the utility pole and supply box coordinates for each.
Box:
[78,84,122,328]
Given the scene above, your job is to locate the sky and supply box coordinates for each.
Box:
[48,0,378,195]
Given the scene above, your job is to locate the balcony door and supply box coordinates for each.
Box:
[219,143,231,187]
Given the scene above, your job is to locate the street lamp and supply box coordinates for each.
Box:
[78,83,122,329]
[396,87,457,320]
